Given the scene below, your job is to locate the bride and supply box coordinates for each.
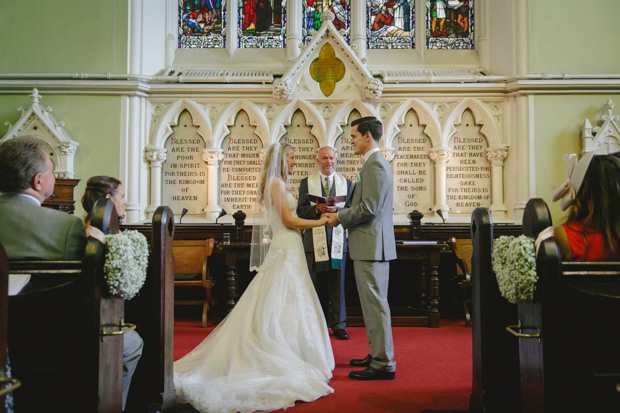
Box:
[174,143,335,413]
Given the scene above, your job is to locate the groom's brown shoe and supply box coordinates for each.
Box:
[349,366,395,381]
[349,354,372,367]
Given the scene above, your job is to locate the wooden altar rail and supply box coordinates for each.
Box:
[123,222,522,243]
[7,199,124,412]
[517,199,620,412]
[122,222,521,326]
[215,240,448,327]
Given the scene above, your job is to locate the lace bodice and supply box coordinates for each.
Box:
[287,191,299,218]
[264,189,299,239]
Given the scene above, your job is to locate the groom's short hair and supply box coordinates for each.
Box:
[351,117,383,142]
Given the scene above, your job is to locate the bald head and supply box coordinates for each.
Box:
[316,146,337,176]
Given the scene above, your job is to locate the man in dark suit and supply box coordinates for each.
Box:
[297,146,354,340]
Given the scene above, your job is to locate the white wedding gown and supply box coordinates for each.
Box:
[174,191,335,413]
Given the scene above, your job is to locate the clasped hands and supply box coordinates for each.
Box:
[315,203,340,227]
[322,212,340,227]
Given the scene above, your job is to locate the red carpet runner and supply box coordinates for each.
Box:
[174,319,471,413]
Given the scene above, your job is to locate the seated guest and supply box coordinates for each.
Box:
[81,176,142,412]
[0,137,87,259]
[81,175,127,229]
[0,137,87,412]
[552,153,620,261]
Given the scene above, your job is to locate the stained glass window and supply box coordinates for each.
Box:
[239,1,286,48]
[179,0,226,48]
[367,0,415,49]
[303,0,350,45]
[426,0,473,49]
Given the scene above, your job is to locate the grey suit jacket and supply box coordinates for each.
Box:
[0,193,87,260]
[337,151,397,261]
[296,173,354,254]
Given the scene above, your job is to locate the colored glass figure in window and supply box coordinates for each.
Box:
[303,0,350,45]
[367,0,415,49]
[179,0,226,48]
[239,1,286,48]
[426,0,473,49]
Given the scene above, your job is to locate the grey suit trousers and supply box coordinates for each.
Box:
[353,260,396,372]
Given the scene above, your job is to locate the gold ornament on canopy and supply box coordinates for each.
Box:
[309,43,345,97]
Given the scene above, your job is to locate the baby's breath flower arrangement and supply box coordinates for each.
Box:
[104,230,149,300]
[492,235,538,304]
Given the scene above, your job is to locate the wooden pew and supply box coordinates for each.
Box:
[1,242,20,413]
[7,199,125,412]
[505,199,551,413]
[124,206,177,413]
[520,199,620,411]
[469,207,520,413]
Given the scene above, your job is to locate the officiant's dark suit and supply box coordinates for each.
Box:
[297,146,354,340]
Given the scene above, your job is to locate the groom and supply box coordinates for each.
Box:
[325,116,397,380]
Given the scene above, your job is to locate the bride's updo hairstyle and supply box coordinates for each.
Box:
[258,143,293,201]
[81,175,122,213]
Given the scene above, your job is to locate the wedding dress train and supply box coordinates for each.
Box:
[174,192,335,413]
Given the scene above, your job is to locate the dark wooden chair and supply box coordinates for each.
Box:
[0,242,20,413]
[8,199,125,412]
[172,238,215,327]
[449,237,473,326]
[519,198,620,412]
[124,206,177,412]
[469,207,520,413]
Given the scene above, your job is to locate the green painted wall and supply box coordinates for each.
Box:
[529,1,620,74]
[0,0,128,74]
[0,1,128,217]
[0,94,122,218]
[534,94,620,223]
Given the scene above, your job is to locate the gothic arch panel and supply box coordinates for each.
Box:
[213,100,269,149]
[152,99,211,148]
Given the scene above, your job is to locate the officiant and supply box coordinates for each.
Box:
[297,146,354,340]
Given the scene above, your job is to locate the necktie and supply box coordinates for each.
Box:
[324,177,330,195]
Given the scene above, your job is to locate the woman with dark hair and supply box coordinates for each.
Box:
[80,176,140,412]
[81,175,126,224]
[552,153,620,261]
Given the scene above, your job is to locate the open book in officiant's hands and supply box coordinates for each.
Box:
[307,194,347,205]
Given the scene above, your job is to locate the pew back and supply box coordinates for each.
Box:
[0,242,21,413]
[7,199,124,412]
[124,206,176,412]
[469,207,520,412]
[512,198,552,413]
[536,235,620,411]
[519,197,620,411]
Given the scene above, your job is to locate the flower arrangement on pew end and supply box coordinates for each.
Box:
[492,235,538,304]
[103,230,149,300]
